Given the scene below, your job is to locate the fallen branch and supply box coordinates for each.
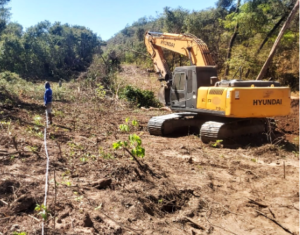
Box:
[269,208,276,219]
[99,210,143,234]
[248,198,268,208]
[205,217,239,235]
[0,151,32,157]
[255,210,294,234]
[184,216,205,230]
[292,204,299,211]
[0,200,8,205]
[84,178,112,189]
[28,214,40,222]
[141,106,172,112]
[12,136,23,158]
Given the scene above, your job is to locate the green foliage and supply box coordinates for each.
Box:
[80,157,88,163]
[119,118,139,132]
[35,204,49,220]
[113,134,145,159]
[119,124,130,132]
[210,139,223,148]
[12,232,27,235]
[28,145,38,152]
[105,2,298,90]
[62,181,72,186]
[95,84,106,99]
[132,119,139,127]
[0,119,11,134]
[99,147,114,159]
[33,115,43,126]
[0,16,102,80]
[121,85,160,108]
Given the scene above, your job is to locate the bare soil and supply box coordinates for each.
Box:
[0,67,299,235]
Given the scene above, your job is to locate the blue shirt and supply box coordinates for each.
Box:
[44,85,52,105]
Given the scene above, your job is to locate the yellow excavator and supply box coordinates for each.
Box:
[144,31,291,143]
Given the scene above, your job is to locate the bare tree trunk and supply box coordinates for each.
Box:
[256,0,299,80]
[224,0,241,78]
[255,14,287,55]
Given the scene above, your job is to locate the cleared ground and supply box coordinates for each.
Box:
[0,66,299,235]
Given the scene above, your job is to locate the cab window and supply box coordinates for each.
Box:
[172,73,186,91]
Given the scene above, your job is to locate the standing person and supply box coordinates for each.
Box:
[44,81,53,125]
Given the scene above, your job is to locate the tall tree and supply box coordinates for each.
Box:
[223,0,240,77]
[256,0,299,80]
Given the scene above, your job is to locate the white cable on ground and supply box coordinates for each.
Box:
[42,110,50,235]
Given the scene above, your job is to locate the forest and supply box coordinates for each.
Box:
[0,0,298,89]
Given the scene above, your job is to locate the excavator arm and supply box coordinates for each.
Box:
[144,31,215,81]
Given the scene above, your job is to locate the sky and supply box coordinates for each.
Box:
[7,0,216,41]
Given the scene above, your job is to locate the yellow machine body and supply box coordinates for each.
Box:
[197,86,290,118]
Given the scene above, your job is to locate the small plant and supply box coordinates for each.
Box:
[119,123,130,132]
[12,232,27,235]
[68,141,84,157]
[33,115,43,126]
[90,154,97,160]
[119,118,139,132]
[62,170,71,177]
[0,119,12,134]
[62,181,72,186]
[251,158,257,163]
[35,204,49,220]
[99,147,113,159]
[28,145,38,152]
[113,134,145,159]
[132,119,139,127]
[35,131,43,139]
[75,195,84,202]
[26,126,43,139]
[94,203,102,210]
[4,98,13,106]
[95,84,106,99]
[54,110,65,119]
[210,139,223,148]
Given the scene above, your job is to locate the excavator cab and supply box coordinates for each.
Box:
[170,66,218,110]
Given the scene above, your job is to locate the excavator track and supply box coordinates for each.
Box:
[200,119,267,143]
[148,113,267,143]
[148,112,198,136]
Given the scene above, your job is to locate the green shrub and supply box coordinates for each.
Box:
[120,85,160,108]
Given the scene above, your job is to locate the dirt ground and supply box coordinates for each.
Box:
[0,67,299,235]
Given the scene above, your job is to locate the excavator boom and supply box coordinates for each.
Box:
[145,31,214,80]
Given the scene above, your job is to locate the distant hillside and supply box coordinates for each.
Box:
[104,1,299,90]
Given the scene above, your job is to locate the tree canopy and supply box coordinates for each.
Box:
[104,0,298,89]
[0,1,103,80]
[0,0,298,90]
